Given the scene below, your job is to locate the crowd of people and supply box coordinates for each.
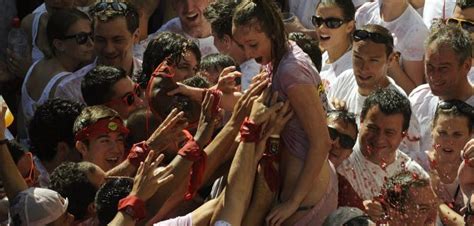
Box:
[0,0,473,225]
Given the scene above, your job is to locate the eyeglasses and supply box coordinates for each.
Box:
[22,152,36,186]
[446,17,474,33]
[438,99,474,118]
[328,126,356,149]
[62,32,93,45]
[353,29,393,47]
[92,0,128,13]
[311,16,347,29]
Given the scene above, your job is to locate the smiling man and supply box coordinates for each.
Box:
[54,1,143,104]
[337,89,427,204]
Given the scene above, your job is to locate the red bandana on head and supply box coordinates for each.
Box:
[75,117,129,142]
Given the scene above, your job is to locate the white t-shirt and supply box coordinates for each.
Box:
[422,0,456,28]
[240,59,261,91]
[355,2,429,61]
[134,18,219,60]
[408,84,474,161]
[337,144,428,200]
[54,57,143,104]
[289,0,368,29]
[320,50,352,90]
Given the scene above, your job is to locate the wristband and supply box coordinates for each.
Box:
[178,135,207,200]
[117,195,146,221]
[127,141,151,167]
[240,117,261,143]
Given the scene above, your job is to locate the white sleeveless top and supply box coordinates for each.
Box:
[19,61,71,140]
[31,5,47,62]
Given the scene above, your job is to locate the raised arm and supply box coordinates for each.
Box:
[0,105,28,201]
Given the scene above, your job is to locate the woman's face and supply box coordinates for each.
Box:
[172,50,199,82]
[315,5,354,52]
[60,19,95,64]
[432,114,472,163]
[232,21,273,65]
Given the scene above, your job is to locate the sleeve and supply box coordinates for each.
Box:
[276,60,319,94]
[399,24,429,61]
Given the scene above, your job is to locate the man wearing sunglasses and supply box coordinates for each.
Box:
[408,21,474,164]
[55,1,143,104]
[337,89,428,208]
[450,0,474,84]
[82,65,144,120]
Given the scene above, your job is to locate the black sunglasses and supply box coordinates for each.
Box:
[92,0,128,13]
[438,99,474,118]
[62,32,93,45]
[328,126,356,149]
[353,29,393,47]
[446,17,474,32]
[312,16,347,29]
[120,83,141,106]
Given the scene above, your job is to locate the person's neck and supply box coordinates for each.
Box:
[436,160,460,184]
[380,0,408,22]
[327,41,351,64]
[55,54,79,72]
[42,160,59,174]
[358,76,391,96]
[439,83,474,101]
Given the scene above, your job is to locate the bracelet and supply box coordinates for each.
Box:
[0,139,8,145]
[240,117,261,143]
[127,141,151,167]
[117,195,146,221]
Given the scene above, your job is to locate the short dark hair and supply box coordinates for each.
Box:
[73,105,121,139]
[49,162,98,221]
[360,89,411,131]
[95,177,133,225]
[47,8,91,56]
[199,53,237,74]
[204,0,238,38]
[81,65,127,106]
[139,32,201,88]
[29,99,84,162]
[456,0,474,9]
[6,140,28,164]
[89,1,139,34]
[288,32,322,71]
[327,109,358,135]
[382,171,429,213]
[425,21,472,65]
[357,24,394,57]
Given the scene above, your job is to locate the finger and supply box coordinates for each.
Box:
[161,108,179,126]
[260,85,272,103]
[202,90,211,111]
[248,78,269,98]
[166,111,185,128]
[153,153,165,167]
[157,174,174,186]
[143,150,156,168]
[154,164,173,178]
[166,83,184,96]
[219,66,236,78]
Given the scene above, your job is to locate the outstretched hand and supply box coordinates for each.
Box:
[130,150,174,202]
[146,108,188,152]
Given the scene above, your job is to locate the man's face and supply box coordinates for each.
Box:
[352,40,391,91]
[106,77,144,119]
[172,50,199,82]
[94,17,138,70]
[81,131,126,172]
[232,22,272,65]
[453,5,474,40]
[388,185,438,225]
[327,118,358,167]
[213,33,246,64]
[174,0,210,35]
[425,44,470,99]
[359,106,405,165]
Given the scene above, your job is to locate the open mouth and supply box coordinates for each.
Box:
[255,57,263,64]
[441,148,454,153]
[106,157,120,165]
[357,74,372,81]
[320,34,330,41]
[185,12,199,21]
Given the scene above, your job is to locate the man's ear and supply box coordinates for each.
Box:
[222,34,233,49]
[132,29,140,44]
[76,141,88,159]
[87,202,96,216]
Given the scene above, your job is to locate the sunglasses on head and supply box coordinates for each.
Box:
[353,29,393,47]
[93,0,128,13]
[312,16,347,29]
[328,126,356,149]
[446,17,474,32]
[438,99,474,117]
[62,32,93,45]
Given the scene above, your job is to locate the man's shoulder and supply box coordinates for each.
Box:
[408,84,434,106]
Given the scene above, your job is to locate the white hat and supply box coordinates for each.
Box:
[10,187,69,226]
